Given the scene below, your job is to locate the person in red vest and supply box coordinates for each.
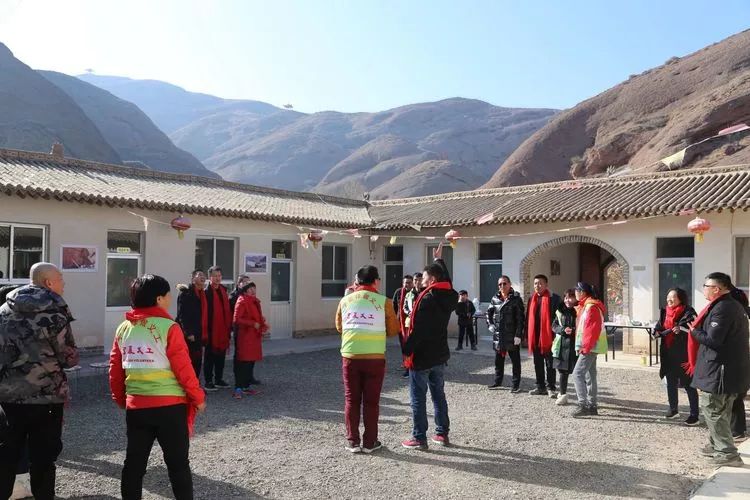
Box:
[109,274,206,500]
[526,274,561,396]
[232,282,269,399]
[203,266,232,391]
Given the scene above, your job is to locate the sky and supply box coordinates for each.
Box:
[1,0,749,113]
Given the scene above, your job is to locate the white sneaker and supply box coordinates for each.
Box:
[11,472,32,500]
[555,393,569,406]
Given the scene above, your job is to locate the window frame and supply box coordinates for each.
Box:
[734,235,750,293]
[425,243,454,279]
[477,241,503,304]
[271,240,294,304]
[195,236,236,286]
[383,245,404,299]
[0,222,47,285]
[106,231,143,310]
[656,256,694,309]
[321,244,349,299]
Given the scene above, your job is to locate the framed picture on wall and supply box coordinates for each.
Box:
[61,245,98,272]
[244,253,268,274]
[550,259,561,276]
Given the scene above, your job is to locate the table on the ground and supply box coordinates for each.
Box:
[603,323,659,366]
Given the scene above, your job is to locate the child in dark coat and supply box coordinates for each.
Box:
[552,289,578,406]
[455,290,476,350]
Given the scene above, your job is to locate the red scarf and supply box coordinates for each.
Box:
[403,281,453,369]
[663,304,685,349]
[684,295,723,375]
[528,290,553,354]
[209,285,232,353]
[196,287,208,345]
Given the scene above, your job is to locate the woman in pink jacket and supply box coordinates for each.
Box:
[232,282,269,398]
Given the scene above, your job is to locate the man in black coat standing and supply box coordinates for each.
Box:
[176,270,207,378]
[526,275,562,396]
[691,272,750,467]
[486,276,525,392]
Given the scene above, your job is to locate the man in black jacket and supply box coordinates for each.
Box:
[691,272,750,467]
[401,244,457,450]
[176,270,207,378]
[455,290,476,350]
[526,275,562,396]
[486,276,525,392]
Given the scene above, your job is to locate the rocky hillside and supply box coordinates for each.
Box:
[41,71,215,177]
[484,29,750,188]
[0,43,121,163]
[80,75,556,197]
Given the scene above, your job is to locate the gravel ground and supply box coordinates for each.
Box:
[55,347,715,499]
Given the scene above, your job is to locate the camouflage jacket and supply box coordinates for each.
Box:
[0,285,79,404]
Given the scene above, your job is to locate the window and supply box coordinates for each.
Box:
[195,237,235,282]
[478,242,503,303]
[322,244,348,298]
[271,240,293,303]
[426,244,453,278]
[736,237,750,292]
[383,246,404,299]
[656,237,694,308]
[106,231,142,307]
[0,224,45,283]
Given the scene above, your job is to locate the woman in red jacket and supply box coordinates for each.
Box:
[232,282,269,398]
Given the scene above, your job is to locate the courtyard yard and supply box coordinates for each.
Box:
[55,347,714,499]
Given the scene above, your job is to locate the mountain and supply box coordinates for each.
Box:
[0,43,120,163]
[484,30,750,188]
[40,71,216,177]
[79,74,556,198]
[77,74,282,134]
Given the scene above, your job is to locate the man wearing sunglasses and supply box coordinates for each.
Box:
[486,276,525,392]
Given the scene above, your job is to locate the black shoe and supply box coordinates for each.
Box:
[510,386,521,394]
[402,370,410,378]
[362,441,383,453]
[455,346,463,351]
[471,345,477,351]
[684,416,700,426]
[204,383,217,392]
[248,379,262,385]
[487,383,503,390]
[529,388,548,396]
[665,409,680,419]
[215,380,230,388]
[588,406,599,416]
[572,405,589,418]
[733,432,748,443]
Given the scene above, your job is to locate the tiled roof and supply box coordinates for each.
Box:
[2,148,749,231]
[0,148,370,228]
[368,164,750,229]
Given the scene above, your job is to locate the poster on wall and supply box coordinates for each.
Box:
[61,245,98,272]
[244,253,268,274]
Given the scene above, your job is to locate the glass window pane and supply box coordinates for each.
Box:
[479,263,503,303]
[426,246,453,278]
[736,237,750,289]
[657,237,694,258]
[384,246,403,262]
[479,242,503,261]
[322,245,333,280]
[215,239,235,279]
[385,264,403,298]
[271,261,291,302]
[0,226,9,280]
[107,258,139,307]
[334,246,348,281]
[272,241,293,260]
[658,263,693,308]
[107,231,141,254]
[194,238,213,274]
[322,282,345,298]
[13,227,44,280]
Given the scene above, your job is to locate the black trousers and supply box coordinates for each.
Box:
[0,403,63,500]
[558,371,570,394]
[189,348,203,380]
[234,361,256,389]
[494,349,521,388]
[533,350,556,390]
[457,325,476,347]
[203,349,226,384]
[122,404,193,500]
[732,392,747,435]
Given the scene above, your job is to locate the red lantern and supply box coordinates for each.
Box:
[445,229,461,248]
[170,215,191,240]
[687,216,711,243]
[308,229,324,249]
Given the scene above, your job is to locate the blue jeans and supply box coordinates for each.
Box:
[409,364,450,442]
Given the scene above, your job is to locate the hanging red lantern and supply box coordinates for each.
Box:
[445,229,461,248]
[170,215,191,240]
[308,229,324,249]
[687,216,711,243]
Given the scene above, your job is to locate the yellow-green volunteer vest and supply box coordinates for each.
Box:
[574,301,608,354]
[115,316,185,397]
[339,290,387,357]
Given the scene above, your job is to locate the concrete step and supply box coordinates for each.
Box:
[691,439,750,499]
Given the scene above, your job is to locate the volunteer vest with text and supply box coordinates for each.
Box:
[115,317,185,397]
[340,290,387,357]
